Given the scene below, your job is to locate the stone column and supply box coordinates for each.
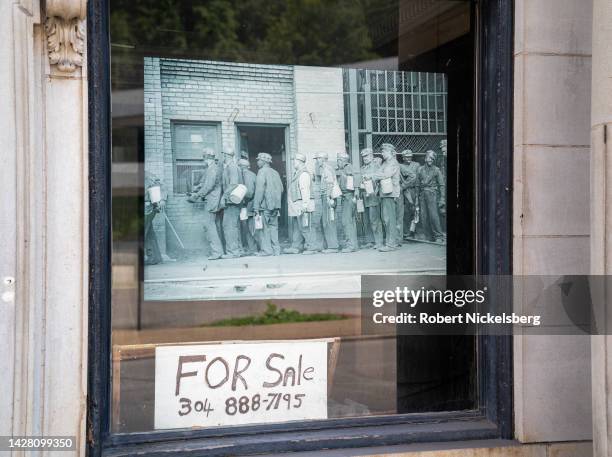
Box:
[590,0,612,456]
[0,0,88,454]
[43,1,89,454]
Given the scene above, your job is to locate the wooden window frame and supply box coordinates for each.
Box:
[87,0,514,455]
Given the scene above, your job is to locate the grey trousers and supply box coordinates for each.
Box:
[203,210,224,257]
[396,195,404,241]
[380,197,398,248]
[222,205,243,256]
[341,194,358,250]
[257,210,280,255]
[309,203,324,252]
[321,197,339,250]
[420,190,444,241]
[290,214,314,251]
[144,210,162,264]
[367,205,384,248]
[403,189,418,234]
[241,217,257,253]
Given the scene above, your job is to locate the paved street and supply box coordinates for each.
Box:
[144,242,445,301]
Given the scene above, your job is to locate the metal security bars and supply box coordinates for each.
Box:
[343,68,447,160]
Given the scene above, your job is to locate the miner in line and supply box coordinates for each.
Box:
[195,147,224,260]
[336,151,359,253]
[144,172,168,265]
[313,152,340,253]
[220,147,244,259]
[399,149,421,239]
[285,153,316,255]
[253,152,284,256]
[238,158,258,255]
[359,148,383,250]
[418,150,446,243]
[363,143,401,251]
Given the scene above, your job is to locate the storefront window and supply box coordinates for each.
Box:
[96,0,512,450]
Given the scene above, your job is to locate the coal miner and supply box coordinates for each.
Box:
[313,152,340,253]
[399,149,421,239]
[359,148,383,249]
[144,173,167,265]
[195,148,224,260]
[336,151,359,253]
[238,158,257,256]
[364,143,401,251]
[417,150,446,243]
[284,153,316,255]
[253,152,284,256]
[220,147,245,258]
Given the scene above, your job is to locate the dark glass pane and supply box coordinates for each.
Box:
[110,0,474,434]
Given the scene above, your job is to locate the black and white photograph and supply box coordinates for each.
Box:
[144,58,448,301]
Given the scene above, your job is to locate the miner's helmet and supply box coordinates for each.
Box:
[256,152,273,163]
[360,148,374,157]
[336,151,349,161]
[425,150,437,161]
[202,147,216,159]
[314,152,329,160]
[294,153,307,163]
[401,149,414,158]
[380,143,396,154]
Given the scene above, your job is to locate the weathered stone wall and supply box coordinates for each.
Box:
[513,0,593,444]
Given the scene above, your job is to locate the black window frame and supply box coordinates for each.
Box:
[87,0,514,455]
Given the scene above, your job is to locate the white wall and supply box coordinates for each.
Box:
[293,66,346,172]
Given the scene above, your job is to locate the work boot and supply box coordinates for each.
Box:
[221,254,240,259]
[283,247,301,254]
[322,248,338,254]
[378,245,396,252]
[341,247,357,253]
[302,250,317,255]
[208,255,222,260]
[255,251,271,257]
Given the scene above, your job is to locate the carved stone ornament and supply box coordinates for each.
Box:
[45,0,87,73]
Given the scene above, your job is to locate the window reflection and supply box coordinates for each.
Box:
[110,0,475,433]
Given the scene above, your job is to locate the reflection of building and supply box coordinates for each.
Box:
[145,58,446,252]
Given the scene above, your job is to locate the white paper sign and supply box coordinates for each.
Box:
[154,341,328,429]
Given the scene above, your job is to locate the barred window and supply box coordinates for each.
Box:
[343,69,447,160]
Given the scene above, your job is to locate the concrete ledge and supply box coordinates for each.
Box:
[258,440,592,457]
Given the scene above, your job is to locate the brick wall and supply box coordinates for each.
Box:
[145,59,296,252]
[144,58,167,254]
[145,60,349,253]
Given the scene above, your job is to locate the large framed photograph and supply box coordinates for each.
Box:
[144,58,447,301]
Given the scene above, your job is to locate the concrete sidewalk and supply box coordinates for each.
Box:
[144,242,445,300]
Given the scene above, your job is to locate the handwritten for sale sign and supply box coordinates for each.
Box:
[154,340,328,429]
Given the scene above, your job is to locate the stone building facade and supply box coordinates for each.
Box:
[1,0,612,456]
